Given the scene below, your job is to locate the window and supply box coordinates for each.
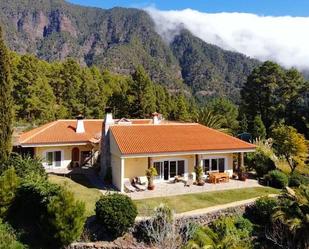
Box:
[170,161,177,177]
[46,151,61,167]
[204,159,210,173]
[47,152,53,166]
[154,162,163,180]
[211,159,218,171]
[177,160,185,176]
[219,158,225,172]
[203,157,226,173]
[153,159,187,180]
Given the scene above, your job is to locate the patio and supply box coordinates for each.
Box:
[125,179,261,200]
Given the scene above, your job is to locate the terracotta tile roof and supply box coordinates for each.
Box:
[17,119,155,146]
[110,123,256,155]
[19,120,103,146]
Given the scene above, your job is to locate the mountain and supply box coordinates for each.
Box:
[0,0,259,100]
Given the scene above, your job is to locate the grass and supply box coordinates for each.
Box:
[48,174,102,216]
[48,174,280,217]
[134,187,280,216]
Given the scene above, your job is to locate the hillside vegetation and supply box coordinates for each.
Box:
[0,0,259,100]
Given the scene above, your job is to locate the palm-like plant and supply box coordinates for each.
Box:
[183,226,222,249]
[272,186,309,247]
[197,107,224,130]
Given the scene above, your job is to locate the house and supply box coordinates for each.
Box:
[16,111,256,192]
[15,115,153,170]
[15,116,103,169]
[103,112,256,192]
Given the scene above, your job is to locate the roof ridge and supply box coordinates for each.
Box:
[20,121,58,143]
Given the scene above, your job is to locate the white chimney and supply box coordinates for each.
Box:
[152,112,160,125]
[104,108,114,135]
[76,114,85,133]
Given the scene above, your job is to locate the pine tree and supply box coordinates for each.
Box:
[129,65,156,118]
[240,114,248,132]
[174,94,191,122]
[252,115,266,139]
[0,26,13,163]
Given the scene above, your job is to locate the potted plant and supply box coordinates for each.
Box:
[146,166,158,190]
[238,165,247,181]
[195,165,205,186]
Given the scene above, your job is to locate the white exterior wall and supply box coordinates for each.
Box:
[35,144,96,169]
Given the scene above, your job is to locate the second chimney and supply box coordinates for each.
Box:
[152,112,160,125]
[76,114,85,133]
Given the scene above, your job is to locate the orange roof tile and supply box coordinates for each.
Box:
[110,123,256,155]
[19,120,103,145]
[18,119,155,146]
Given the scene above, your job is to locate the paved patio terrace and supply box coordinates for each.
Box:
[125,179,261,200]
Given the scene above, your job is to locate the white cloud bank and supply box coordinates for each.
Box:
[146,8,309,70]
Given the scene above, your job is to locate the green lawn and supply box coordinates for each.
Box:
[134,187,280,216]
[48,174,102,216]
[49,175,280,217]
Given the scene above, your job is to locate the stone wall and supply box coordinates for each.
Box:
[68,202,253,249]
[176,203,252,226]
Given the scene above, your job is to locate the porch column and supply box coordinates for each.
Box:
[240,152,244,168]
[120,158,124,192]
[199,155,203,167]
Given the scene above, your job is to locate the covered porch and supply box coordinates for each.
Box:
[114,151,248,192]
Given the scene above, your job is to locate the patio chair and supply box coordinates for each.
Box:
[134,183,147,191]
[124,180,136,192]
[133,177,147,191]
[138,176,148,185]
[184,178,193,187]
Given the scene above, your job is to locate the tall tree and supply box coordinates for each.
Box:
[241,61,285,134]
[0,26,13,162]
[239,114,248,133]
[129,65,156,118]
[252,115,266,139]
[12,55,55,123]
[241,61,308,137]
[174,94,191,122]
[272,125,308,173]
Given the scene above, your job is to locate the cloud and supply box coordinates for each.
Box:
[146,8,309,70]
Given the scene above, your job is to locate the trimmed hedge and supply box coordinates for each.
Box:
[95,193,137,237]
[268,170,288,189]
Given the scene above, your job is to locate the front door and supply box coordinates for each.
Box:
[163,161,169,180]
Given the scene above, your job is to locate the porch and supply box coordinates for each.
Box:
[125,178,260,200]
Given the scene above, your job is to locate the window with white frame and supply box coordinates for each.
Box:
[153,159,186,180]
[46,151,61,167]
[203,158,226,174]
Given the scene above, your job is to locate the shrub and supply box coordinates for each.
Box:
[289,173,309,187]
[0,168,19,218]
[47,187,86,247]
[9,176,86,248]
[195,165,203,182]
[268,170,288,188]
[246,139,277,177]
[3,153,46,178]
[0,219,24,249]
[95,193,137,237]
[250,197,277,225]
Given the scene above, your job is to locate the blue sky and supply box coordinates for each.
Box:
[68,0,309,16]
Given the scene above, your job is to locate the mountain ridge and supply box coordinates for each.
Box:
[0,0,260,100]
